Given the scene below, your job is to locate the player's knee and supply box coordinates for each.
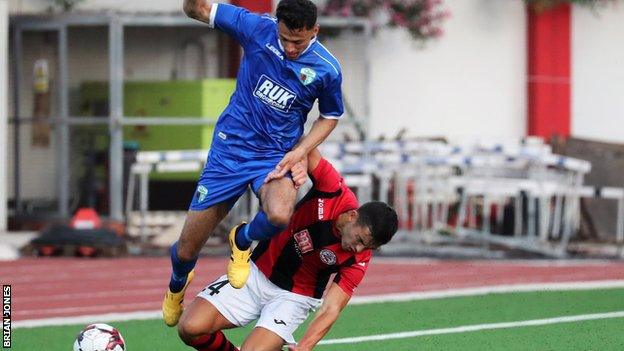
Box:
[178,318,213,344]
[177,324,194,345]
[266,209,292,228]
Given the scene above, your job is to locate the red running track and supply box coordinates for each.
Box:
[2,257,624,321]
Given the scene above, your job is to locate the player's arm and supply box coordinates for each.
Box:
[183,2,260,46]
[183,0,212,24]
[266,140,326,187]
[272,65,343,180]
[306,148,322,173]
[287,147,322,188]
[298,117,339,159]
[271,117,338,179]
[284,147,344,192]
[288,283,350,351]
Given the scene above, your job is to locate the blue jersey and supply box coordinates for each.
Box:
[208,3,344,160]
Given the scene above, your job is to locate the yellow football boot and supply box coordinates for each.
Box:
[227,223,251,289]
[162,270,195,327]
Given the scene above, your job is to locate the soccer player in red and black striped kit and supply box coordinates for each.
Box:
[177,149,399,351]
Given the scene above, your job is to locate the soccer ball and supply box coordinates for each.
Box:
[73,323,126,351]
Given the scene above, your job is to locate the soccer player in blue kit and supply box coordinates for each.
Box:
[163,0,345,327]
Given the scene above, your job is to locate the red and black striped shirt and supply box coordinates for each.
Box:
[252,158,371,299]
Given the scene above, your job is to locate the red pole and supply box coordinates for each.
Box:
[527,3,571,139]
[231,0,272,14]
[226,0,273,78]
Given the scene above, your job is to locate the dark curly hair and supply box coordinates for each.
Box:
[356,201,399,247]
[276,0,318,30]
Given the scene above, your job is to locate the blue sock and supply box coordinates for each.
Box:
[235,211,285,250]
[168,242,197,293]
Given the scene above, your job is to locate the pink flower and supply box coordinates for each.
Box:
[392,12,408,26]
[322,0,449,41]
[429,27,444,38]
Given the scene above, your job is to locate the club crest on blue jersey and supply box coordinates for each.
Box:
[299,67,316,86]
[196,185,208,203]
[253,74,297,112]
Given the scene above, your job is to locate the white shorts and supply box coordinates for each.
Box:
[197,262,322,344]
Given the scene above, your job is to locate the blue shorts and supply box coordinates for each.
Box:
[189,150,285,211]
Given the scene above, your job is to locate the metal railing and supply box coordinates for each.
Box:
[125,139,624,257]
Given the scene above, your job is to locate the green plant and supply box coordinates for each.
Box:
[321,0,450,42]
[525,0,616,11]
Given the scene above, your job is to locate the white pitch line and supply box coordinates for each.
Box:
[17,302,159,317]
[372,257,620,266]
[13,311,161,329]
[13,280,624,329]
[318,310,624,345]
[349,280,624,305]
[18,288,165,303]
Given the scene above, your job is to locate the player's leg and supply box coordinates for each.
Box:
[165,150,253,326]
[178,298,238,351]
[239,327,285,351]
[228,177,297,288]
[181,268,267,351]
[242,287,321,351]
[169,203,231,289]
[164,203,231,327]
[235,177,297,249]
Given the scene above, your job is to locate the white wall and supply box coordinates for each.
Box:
[306,26,369,140]
[572,4,624,144]
[0,0,7,230]
[369,0,527,140]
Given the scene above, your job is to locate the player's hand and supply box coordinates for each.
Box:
[264,168,281,183]
[271,147,307,180]
[290,157,308,189]
[264,156,308,188]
